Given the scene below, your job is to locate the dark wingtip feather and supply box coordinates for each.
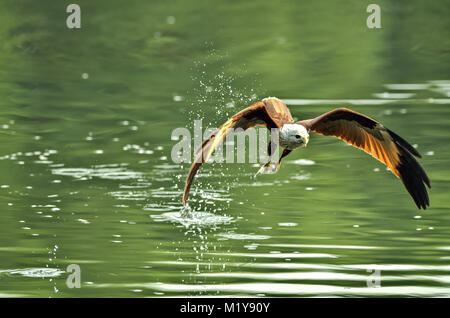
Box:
[385,129,430,209]
[395,145,431,210]
[387,128,422,158]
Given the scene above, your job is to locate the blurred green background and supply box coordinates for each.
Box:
[0,0,449,297]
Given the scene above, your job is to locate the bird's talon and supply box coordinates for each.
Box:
[255,162,280,176]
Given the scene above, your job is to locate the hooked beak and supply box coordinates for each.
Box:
[302,135,309,146]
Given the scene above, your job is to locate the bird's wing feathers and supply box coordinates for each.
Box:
[262,97,295,126]
[183,98,293,206]
[299,108,430,209]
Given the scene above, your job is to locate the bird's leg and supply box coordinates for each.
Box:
[256,141,277,175]
[256,144,292,175]
[278,148,292,168]
[265,148,292,173]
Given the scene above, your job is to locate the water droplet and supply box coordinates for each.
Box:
[166,16,176,24]
[173,95,183,102]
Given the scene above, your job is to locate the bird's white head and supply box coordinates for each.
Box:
[279,124,309,150]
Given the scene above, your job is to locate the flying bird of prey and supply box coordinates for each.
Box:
[182,97,430,209]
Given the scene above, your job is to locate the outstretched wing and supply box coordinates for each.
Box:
[183,97,293,206]
[298,108,431,209]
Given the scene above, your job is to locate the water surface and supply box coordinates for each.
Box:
[0,0,449,297]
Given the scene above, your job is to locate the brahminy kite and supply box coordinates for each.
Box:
[183,97,430,209]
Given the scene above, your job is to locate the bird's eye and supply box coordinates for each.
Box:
[295,135,301,139]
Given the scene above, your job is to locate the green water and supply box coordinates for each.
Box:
[0,0,449,297]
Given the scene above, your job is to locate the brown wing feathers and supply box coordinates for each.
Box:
[182,100,430,209]
[182,99,291,206]
[301,108,430,209]
[386,128,430,209]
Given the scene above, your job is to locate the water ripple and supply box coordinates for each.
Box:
[143,282,450,296]
[217,233,271,240]
[52,165,143,180]
[0,268,65,278]
[150,211,234,227]
[206,252,338,259]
